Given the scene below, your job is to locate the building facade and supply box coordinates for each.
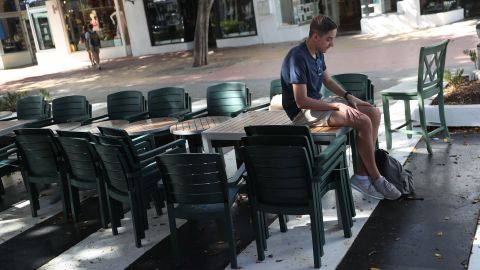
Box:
[0,0,472,69]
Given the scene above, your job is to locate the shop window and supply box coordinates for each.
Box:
[276,0,319,26]
[217,0,257,38]
[144,0,185,46]
[31,11,54,50]
[0,17,27,54]
[61,0,122,52]
[421,0,459,15]
[19,0,46,10]
[0,0,17,12]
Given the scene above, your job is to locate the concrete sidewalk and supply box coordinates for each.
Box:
[0,18,478,107]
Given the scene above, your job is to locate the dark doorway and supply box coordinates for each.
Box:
[179,0,216,48]
[338,0,362,32]
[464,0,480,17]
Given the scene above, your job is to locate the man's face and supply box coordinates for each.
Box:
[314,29,336,53]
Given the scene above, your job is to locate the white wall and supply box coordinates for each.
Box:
[361,0,464,35]
[0,51,32,69]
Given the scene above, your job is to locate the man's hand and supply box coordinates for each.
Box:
[346,94,372,109]
[336,103,362,121]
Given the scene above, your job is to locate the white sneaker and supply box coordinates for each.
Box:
[372,176,402,200]
[350,175,384,200]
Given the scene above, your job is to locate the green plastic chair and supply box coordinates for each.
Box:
[87,90,147,123]
[155,152,245,269]
[147,87,192,119]
[1,95,51,128]
[270,79,282,99]
[380,40,450,155]
[56,135,109,228]
[14,128,70,220]
[321,73,374,105]
[240,134,351,269]
[52,95,92,124]
[185,82,251,118]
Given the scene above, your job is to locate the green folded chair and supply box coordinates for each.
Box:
[380,39,450,155]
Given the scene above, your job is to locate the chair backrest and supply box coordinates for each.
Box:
[270,79,282,99]
[14,128,61,177]
[156,153,229,205]
[56,136,99,185]
[56,130,98,142]
[16,95,50,120]
[206,82,250,116]
[244,125,318,155]
[321,73,373,104]
[107,90,146,120]
[241,145,313,207]
[52,95,92,124]
[98,126,151,157]
[93,143,132,194]
[417,39,449,98]
[147,87,191,118]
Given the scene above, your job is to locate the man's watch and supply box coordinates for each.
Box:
[344,91,352,99]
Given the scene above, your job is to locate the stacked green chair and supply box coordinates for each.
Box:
[269,79,282,99]
[240,131,352,269]
[321,73,374,105]
[380,39,450,155]
[51,95,92,124]
[155,152,245,269]
[56,132,108,228]
[14,128,70,220]
[94,138,186,247]
[86,90,147,123]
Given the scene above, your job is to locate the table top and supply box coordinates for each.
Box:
[170,116,231,136]
[42,122,82,132]
[123,117,178,136]
[0,119,35,136]
[0,111,12,119]
[73,120,129,134]
[202,110,350,142]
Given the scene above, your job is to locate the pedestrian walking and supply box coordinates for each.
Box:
[85,24,101,70]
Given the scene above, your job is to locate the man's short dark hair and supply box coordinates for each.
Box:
[309,15,337,37]
[88,24,93,30]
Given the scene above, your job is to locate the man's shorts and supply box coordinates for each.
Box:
[292,96,349,126]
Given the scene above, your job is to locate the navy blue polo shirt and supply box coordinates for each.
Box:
[280,42,326,120]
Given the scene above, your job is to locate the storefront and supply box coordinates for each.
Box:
[0,0,36,69]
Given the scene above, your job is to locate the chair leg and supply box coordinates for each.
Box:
[68,185,80,223]
[152,189,164,216]
[129,194,143,248]
[382,96,392,149]
[97,181,110,229]
[279,214,288,233]
[58,178,71,221]
[26,181,38,217]
[310,206,322,269]
[224,208,238,269]
[404,100,412,139]
[252,209,265,261]
[0,177,4,196]
[418,99,433,155]
[437,91,451,142]
[107,196,119,235]
[167,204,181,266]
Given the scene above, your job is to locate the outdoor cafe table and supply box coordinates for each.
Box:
[122,117,178,136]
[170,116,231,152]
[72,120,129,134]
[201,110,351,153]
[42,122,82,132]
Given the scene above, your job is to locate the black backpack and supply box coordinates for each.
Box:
[375,149,415,196]
[90,31,101,48]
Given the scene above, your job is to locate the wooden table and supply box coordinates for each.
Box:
[42,122,82,132]
[123,117,178,136]
[170,116,231,152]
[73,120,129,134]
[0,119,35,136]
[201,111,351,153]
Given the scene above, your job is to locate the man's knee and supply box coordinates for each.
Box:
[354,114,372,130]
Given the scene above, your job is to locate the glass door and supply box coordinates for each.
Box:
[27,6,55,51]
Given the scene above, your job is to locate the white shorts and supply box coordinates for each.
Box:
[292,96,349,126]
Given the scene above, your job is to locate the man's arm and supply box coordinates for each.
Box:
[292,83,339,111]
[322,70,348,97]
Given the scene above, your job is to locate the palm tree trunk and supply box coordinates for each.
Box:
[193,0,215,67]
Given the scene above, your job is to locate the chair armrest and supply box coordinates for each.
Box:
[183,108,208,119]
[314,135,347,172]
[0,143,17,160]
[132,134,156,151]
[168,109,191,120]
[123,112,149,122]
[26,118,54,128]
[82,114,108,124]
[64,115,91,123]
[228,163,246,186]
[139,139,186,166]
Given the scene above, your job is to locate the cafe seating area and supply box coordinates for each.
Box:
[0,73,464,270]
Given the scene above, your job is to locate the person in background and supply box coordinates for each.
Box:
[280,15,401,200]
[85,24,101,70]
[81,24,95,67]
